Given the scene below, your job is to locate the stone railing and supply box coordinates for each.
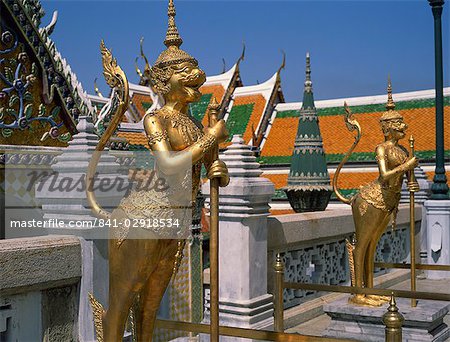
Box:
[266,204,422,309]
[0,235,81,341]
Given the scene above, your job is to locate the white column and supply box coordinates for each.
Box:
[202,135,275,341]
[424,199,450,279]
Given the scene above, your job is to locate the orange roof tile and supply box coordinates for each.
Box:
[261,117,297,157]
[263,174,288,189]
[263,171,379,190]
[117,131,149,148]
[331,172,379,190]
[199,85,226,127]
[131,93,153,119]
[199,84,226,103]
[262,104,450,159]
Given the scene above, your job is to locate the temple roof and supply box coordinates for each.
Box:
[222,69,284,148]
[1,0,94,146]
[260,87,450,165]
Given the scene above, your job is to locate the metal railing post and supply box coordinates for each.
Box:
[273,253,285,332]
[383,294,404,342]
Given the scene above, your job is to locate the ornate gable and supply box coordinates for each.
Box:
[0,0,93,146]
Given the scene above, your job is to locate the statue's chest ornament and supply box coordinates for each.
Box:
[387,145,407,167]
[160,109,203,148]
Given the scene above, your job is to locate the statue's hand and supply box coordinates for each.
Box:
[207,159,229,187]
[204,120,229,144]
[407,181,420,192]
[403,156,419,171]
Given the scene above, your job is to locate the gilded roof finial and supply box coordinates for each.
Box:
[164,0,183,48]
[305,52,312,93]
[237,42,246,66]
[277,50,286,76]
[222,58,226,74]
[140,37,151,75]
[386,75,395,110]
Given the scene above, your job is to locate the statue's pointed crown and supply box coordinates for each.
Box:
[154,0,198,69]
[380,76,403,122]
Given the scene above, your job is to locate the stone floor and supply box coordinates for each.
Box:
[286,276,450,340]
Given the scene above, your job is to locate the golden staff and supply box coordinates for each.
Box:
[408,135,418,307]
[207,97,220,342]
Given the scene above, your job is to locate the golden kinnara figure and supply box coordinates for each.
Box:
[333,79,419,307]
[86,0,229,340]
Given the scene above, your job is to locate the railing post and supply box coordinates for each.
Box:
[383,294,404,342]
[273,253,284,332]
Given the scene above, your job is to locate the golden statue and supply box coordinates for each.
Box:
[333,79,419,307]
[86,0,229,340]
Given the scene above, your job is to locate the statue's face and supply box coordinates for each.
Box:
[164,62,206,104]
[386,118,408,140]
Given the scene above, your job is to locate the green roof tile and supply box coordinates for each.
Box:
[225,103,254,141]
[189,93,212,122]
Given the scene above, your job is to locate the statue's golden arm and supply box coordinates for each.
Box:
[376,145,416,181]
[144,114,216,175]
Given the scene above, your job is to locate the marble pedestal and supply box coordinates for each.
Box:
[323,297,450,341]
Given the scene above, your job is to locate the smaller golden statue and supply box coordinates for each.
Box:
[333,78,419,307]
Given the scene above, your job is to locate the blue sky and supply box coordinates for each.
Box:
[41,0,449,102]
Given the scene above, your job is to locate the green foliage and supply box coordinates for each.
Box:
[24,104,33,119]
[2,128,12,137]
[51,106,60,118]
[23,92,33,101]
[38,104,46,116]
[57,132,72,143]
[4,67,14,83]
[9,95,19,107]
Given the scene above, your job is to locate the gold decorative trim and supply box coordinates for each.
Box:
[346,238,356,287]
[147,130,169,145]
[88,293,104,342]
[198,134,216,154]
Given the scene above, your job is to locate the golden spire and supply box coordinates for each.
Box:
[386,75,395,110]
[153,0,197,70]
[380,76,403,122]
[164,0,183,48]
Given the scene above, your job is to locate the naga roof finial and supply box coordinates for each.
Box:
[277,50,286,76]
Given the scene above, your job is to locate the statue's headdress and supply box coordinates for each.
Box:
[153,0,198,69]
[380,77,403,122]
